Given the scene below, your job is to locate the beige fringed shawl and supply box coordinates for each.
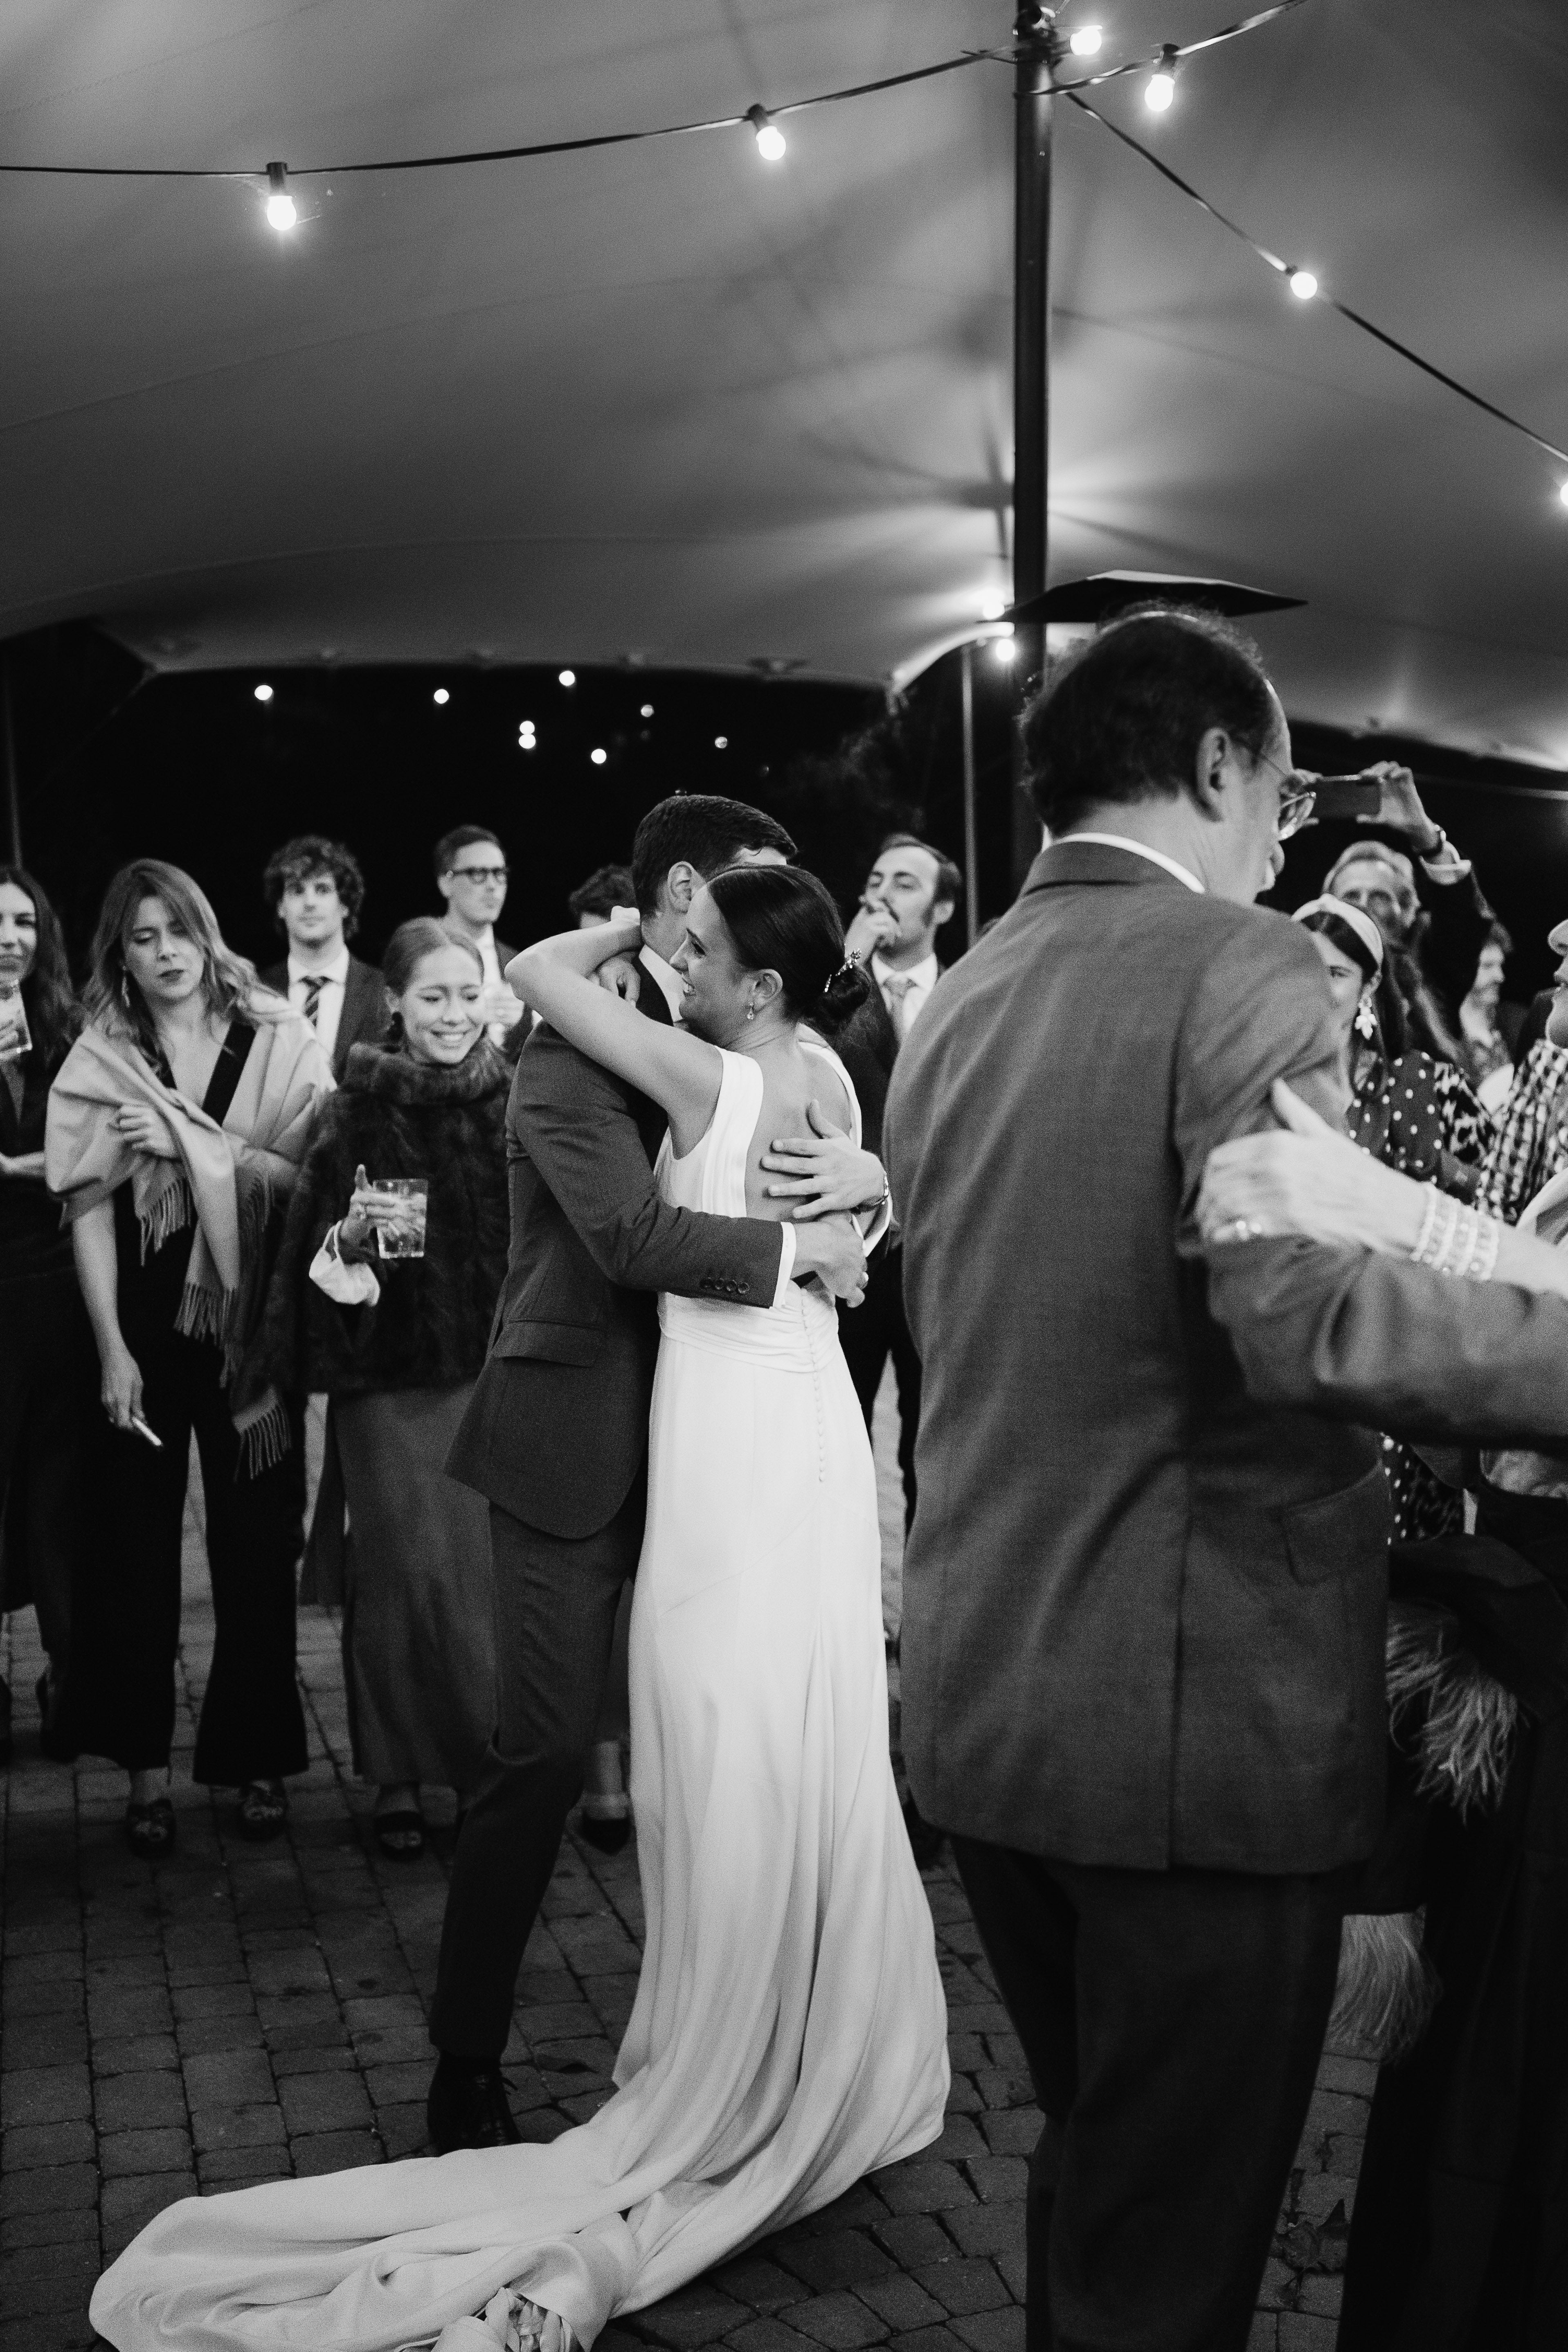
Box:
[45,1008,333,1467]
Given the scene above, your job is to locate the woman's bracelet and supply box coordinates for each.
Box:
[1410,1184,1499,1281]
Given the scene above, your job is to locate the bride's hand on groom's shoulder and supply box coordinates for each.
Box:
[762,1100,886,1220]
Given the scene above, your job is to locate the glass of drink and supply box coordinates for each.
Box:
[368,1176,428,1259]
[0,984,31,1065]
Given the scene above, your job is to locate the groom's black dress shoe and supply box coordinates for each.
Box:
[427,2055,523,2154]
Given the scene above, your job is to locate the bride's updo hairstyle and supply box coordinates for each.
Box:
[704,863,875,1037]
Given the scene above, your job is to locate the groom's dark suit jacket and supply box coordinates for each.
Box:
[886,840,1568,1877]
[446,981,784,1539]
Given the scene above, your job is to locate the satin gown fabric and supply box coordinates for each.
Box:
[90,1039,949,2352]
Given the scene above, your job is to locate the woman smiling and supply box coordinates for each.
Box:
[262,918,510,1858]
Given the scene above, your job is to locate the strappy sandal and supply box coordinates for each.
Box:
[374,1808,426,1861]
[237,1779,288,1842]
[125,1797,176,1858]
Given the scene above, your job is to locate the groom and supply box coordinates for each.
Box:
[429,793,877,2150]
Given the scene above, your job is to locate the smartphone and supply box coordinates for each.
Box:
[1311,776,1384,820]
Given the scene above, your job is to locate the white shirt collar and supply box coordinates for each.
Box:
[639,942,686,1022]
[287,942,351,985]
[1059,833,1205,894]
[871,950,940,994]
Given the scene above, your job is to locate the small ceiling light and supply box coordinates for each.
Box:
[1289,268,1318,301]
[590,747,608,766]
[432,687,450,706]
[518,720,537,749]
[1069,25,1102,54]
[746,104,787,163]
[991,637,1017,666]
[640,703,655,718]
[1145,47,1178,110]
[714,736,729,749]
[558,669,576,687]
[265,162,297,233]
[253,682,274,702]
[980,596,1007,621]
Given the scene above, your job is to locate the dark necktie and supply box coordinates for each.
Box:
[301,975,326,1029]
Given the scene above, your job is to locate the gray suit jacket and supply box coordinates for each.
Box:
[445,986,784,1539]
[885,840,1568,1875]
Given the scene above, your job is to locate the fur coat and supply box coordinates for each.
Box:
[262,1038,511,1397]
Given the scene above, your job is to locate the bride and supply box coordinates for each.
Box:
[92,861,949,2352]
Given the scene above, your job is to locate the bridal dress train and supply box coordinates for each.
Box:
[92,1042,950,2352]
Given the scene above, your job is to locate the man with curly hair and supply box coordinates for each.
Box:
[260,834,385,1080]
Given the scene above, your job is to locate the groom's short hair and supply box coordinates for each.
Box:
[632,795,797,914]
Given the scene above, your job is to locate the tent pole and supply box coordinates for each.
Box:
[960,640,981,945]
[2,655,19,866]
[1010,7,1055,892]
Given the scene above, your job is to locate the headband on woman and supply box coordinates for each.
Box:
[1293,894,1385,980]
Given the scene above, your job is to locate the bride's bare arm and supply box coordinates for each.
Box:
[508,919,722,1137]
[1199,1080,1568,1302]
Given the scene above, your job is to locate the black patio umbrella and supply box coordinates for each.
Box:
[1006,572,1306,626]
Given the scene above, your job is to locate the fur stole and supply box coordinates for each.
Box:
[1329,1600,1522,2062]
[261,1040,512,1398]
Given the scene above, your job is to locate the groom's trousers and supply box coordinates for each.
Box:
[428,1473,646,2061]
[951,1837,1353,2352]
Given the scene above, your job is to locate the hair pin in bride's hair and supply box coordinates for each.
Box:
[831,952,861,983]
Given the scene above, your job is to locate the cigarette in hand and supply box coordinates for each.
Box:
[128,1413,163,1449]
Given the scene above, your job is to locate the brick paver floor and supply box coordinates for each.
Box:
[1,1391,1369,2352]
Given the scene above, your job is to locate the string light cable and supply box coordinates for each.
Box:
[1062,87,1568,473]
[0,8,1304,187]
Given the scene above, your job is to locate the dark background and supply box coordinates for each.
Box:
[5,623,1567,1004]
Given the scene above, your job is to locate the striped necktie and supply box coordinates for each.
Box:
[300,975,326,1029]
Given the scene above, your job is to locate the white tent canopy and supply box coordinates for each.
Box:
[2,0,1566,763]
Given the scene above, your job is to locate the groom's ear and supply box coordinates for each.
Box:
[664,863,697,914]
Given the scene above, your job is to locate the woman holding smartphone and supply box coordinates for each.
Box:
[262,918,510,1859]
[45,860,331,1856]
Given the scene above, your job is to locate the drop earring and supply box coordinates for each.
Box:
[1354,987,1377,1040]
[119,971,131,1009]
[745,1004,756,1023]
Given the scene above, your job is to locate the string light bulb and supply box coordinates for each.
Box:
[1145,48,1178,111]
[432,687,450,705]
[518,719,537,750]
[980,596,1007,621]
[264,161,297,232]
[558,669,576,687]
[746,105,787,163]
[1069,25,1102,55]
[1289,268,1318,301]
[254,683,274,703]
[1558,483,1568,509]
[590,747,608,765]
[991,630,1016,666]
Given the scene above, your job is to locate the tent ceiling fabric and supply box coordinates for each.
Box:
[2,0,1565,764]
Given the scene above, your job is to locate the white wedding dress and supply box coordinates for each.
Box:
[92,1040,949,2352]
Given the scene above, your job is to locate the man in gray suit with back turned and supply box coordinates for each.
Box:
[885,609,1568,2352]
[428,795,878,2152]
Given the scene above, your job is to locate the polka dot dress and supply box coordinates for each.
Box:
[1348,1049,1490,1540]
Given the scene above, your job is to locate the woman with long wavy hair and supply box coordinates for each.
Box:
[0,863,90,1760]
[46,859,332,1855]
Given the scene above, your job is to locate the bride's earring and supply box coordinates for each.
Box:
[745,1003,756,1023]
[1354,986,1377,1040]
[119,971,132,1009]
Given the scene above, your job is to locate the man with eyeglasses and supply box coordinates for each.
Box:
[884,605,1568,2352]
[435,824,525,1049]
